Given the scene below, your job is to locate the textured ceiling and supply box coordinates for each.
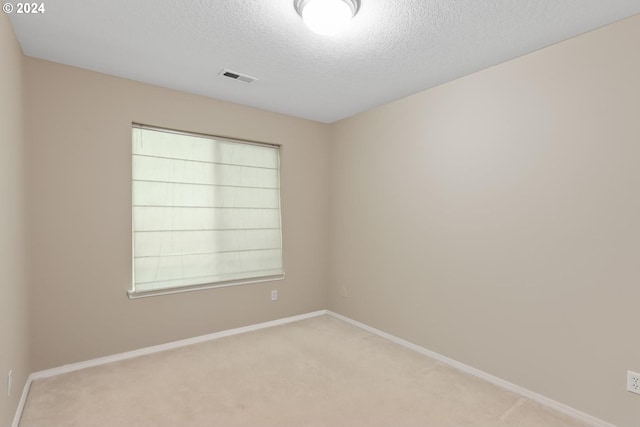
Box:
[8,0,640,123]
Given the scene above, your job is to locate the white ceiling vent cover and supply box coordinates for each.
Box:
[219,69,257,84]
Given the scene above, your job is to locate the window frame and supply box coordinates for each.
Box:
[128,123,285,299]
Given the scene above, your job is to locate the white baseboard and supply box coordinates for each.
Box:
[327,311,616,427]
[11,377,32,427]
[13,309,615,427]
[12,310,327,426]
[29,310,327,381]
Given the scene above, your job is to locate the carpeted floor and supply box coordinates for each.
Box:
[19,315,590,427]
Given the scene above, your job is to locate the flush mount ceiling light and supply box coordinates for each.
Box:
[294,0,361,36]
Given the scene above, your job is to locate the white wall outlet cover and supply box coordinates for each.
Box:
[7,370,12,396]
[628,371,640,395]
[271,290,278,301]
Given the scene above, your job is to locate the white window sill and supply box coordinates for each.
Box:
[128,274,285,299]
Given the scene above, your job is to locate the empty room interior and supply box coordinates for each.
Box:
[1,1,640,426]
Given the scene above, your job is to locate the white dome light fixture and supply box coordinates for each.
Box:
[294,0,361,36]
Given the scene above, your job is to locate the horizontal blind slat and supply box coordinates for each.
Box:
[133,205,280,210]
[133,207,281,231]
[133,179,278,190]
[134,249,284,284]
[134,229,282,257]
[132,154,278,170]
[134,227,281,233]
[133,181,280,208]
[134,247,282,259]
[132,128,278,168]
[133,155,279,187]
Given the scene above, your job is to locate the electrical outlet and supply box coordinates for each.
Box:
[341,287,348,298]
[271,290,278,301]
[628,371,640,395]
[7,370,12,397]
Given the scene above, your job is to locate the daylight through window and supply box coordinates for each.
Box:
[130,124,284,297]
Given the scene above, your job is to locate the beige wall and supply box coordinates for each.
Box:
[25,58,330,372]
[0,13,29,427]
[329,14,640,427]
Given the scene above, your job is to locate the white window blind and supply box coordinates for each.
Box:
[130,125,284,297]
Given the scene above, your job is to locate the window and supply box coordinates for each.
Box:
[129,124,284,298]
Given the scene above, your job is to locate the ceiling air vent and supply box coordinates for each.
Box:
[219,69,257,84]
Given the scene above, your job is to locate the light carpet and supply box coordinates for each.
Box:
[19,315,591,427]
